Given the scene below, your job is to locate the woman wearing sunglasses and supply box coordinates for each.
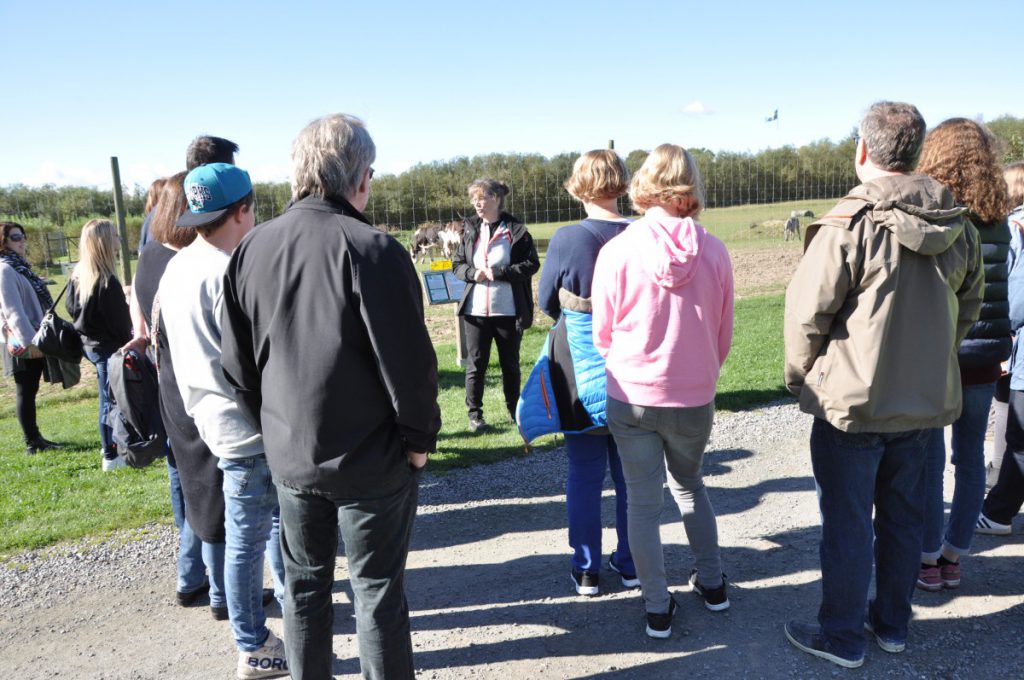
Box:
[0,221,62,454]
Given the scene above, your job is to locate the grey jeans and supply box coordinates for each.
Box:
[607,397,723,614]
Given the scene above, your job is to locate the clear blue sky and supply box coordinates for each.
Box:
[2,0,1020,189]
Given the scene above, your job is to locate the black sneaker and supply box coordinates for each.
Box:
[212,588,276,620]
[608,551,640,588]
[176,582,210,607]
[645,596,677,639]
[785,620,864,668]
[25,436,60,454]
[688,569,730,611]
[468,414,488,433]
[570,568,599,596]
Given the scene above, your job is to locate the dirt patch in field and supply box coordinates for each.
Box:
[730,246,802,298]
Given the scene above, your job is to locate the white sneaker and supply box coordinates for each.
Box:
[237,630,289,679]
[976,513,1012,535]
[101,456,127,471]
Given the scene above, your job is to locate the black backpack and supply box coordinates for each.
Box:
[106,349,166,468]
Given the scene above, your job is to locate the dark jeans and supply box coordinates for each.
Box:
[809,418,929,658]
[278,473,419,680]
[83,348,114,455]
[13,357,44,442]
[463,315,521,418]
[982,389,1024,523]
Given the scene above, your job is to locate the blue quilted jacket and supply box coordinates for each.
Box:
[518,301,607,442]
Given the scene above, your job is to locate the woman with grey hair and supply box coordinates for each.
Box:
[452,179,540,432]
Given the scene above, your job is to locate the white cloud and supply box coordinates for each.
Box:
[682,101,714,115]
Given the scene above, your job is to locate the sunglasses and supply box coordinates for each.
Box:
[6,233,25,242]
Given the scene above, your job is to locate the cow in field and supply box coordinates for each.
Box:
[438,220,464,259]
[410,223,442,263]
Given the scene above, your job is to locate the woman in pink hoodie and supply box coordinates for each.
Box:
[592,144,734,639]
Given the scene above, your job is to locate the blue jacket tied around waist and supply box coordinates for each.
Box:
[518,303,607,442]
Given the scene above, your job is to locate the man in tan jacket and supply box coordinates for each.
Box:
[783,101,983,669]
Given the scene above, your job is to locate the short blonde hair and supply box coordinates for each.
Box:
[1005,162,1024,210]
[564,150,630,202]
[629,144,705,217]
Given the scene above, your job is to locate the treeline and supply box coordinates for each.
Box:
[4,115,1022,235]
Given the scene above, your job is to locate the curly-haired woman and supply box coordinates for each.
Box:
[916,118,1011,590]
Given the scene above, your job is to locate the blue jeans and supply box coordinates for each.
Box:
[565,432,633,575]
[219,455,286,652]
[167,451,215,596]
[84,348,114,456]
[278,473,419,680]
[922,381,995,559]
[810,418,928,658]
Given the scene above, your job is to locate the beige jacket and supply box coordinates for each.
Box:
[784,174,983,433]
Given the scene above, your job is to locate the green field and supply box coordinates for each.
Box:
[1,203,794,557]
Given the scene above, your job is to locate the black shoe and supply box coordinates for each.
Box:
[688,569,730,611]
[645,596,677,639]
[608,551,640,588]
[176,582,210,607]
[211,588,275,620]
[468,414,488,433]
[570,568,599,596]
[26,436,60,454]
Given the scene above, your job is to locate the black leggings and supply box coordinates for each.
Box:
[13,357,44,442]
[463,315,522,418]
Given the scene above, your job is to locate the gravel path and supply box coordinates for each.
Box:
[3,401,1022,678]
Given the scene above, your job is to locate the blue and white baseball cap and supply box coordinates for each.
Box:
[177,163,253,228]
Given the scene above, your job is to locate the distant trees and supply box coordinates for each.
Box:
[5,116,1022,233]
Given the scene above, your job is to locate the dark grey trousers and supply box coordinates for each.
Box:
[278,474,419,680]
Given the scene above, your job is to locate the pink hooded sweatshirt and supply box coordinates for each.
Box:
[592,215,734,408]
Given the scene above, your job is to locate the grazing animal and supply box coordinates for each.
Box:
[410,223,442,263]
[784,214,801,241]
[438,220,464,259]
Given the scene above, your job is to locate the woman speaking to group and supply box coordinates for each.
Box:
[452,179,539,432]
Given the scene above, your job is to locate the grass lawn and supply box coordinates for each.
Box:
[0,292,786,557]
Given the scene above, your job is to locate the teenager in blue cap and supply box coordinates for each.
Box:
[159,163,288,679]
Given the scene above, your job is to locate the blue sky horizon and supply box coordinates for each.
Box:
[2,0,1021,190]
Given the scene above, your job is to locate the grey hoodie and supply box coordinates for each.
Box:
[784,173,983,433]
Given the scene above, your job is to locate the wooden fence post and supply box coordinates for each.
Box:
[110,157,132,283]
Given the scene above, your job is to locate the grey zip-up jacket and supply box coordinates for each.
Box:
[784,174,984,433]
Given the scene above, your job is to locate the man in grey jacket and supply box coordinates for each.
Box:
[221,114,441,680]
[782,101,983,669]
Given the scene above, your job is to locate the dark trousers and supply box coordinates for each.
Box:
[810,418,928,657]
[463,315,521,418]
[278,474,419,680]
[983,389,1024,523]
[13,357,44,442]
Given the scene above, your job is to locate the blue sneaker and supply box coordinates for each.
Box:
[864,616,906,653]
[785,621,864,669]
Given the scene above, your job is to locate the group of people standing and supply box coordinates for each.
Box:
[2,100,1023,677]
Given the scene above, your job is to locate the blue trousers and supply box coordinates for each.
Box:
[810,418,928,658]
[565,432,633,574]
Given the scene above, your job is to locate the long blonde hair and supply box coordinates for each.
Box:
[73,219,119,305]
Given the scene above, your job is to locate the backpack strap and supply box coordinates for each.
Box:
[150,292,162,374]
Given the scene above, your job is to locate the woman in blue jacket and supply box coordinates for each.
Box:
[519,150,635,596]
